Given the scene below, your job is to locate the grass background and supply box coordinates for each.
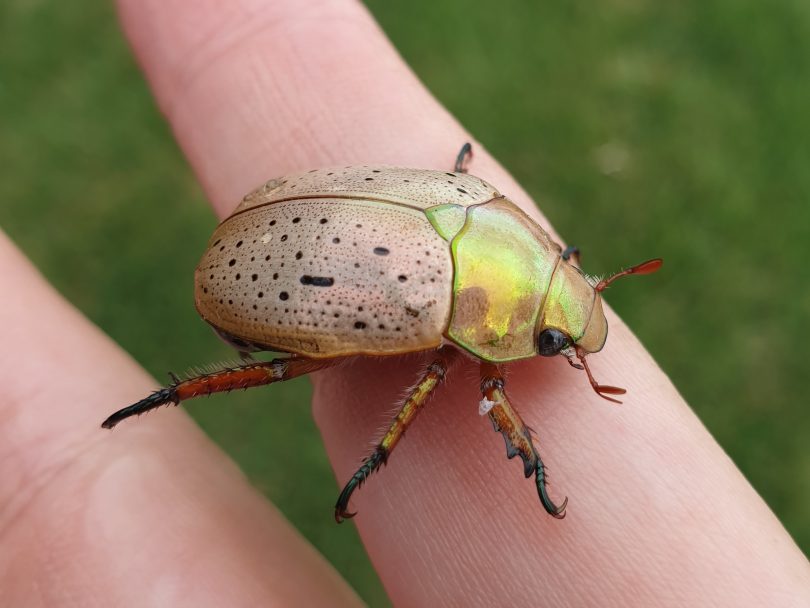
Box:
[2,1,808,604]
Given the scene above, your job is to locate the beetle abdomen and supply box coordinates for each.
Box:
[195,197,454,358]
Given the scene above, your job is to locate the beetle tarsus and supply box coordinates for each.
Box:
[561,245,581,266]
[101,386,180,429]
[335,449,387,523]
[535,458,568,519]
[454,142,473,173]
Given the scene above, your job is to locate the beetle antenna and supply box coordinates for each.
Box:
[576,348,626,404]
[595,258,662,292]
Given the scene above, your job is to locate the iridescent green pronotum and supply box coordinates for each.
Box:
[102,144,662,522]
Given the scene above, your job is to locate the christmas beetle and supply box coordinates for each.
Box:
[102,144,661,522]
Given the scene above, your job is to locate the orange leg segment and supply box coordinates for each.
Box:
[334,355,449,523]
[101,357,337,429]
[480,362,567,519]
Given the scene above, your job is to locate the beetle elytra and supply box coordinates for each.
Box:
[102,144,662,522]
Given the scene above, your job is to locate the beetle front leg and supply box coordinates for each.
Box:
[101,357,338,429]
[480,362,567,518]
[561,245,581,267]
[334,355,450,523]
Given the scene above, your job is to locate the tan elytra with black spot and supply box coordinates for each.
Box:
[194,166,500,357]
[106,146,661,524]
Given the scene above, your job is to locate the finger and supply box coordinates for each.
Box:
[118,1,810,606]
[0,230,362,607]
[118,0,533,222]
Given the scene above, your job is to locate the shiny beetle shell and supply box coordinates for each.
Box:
[194,166,608,362]
[105,153,661,523]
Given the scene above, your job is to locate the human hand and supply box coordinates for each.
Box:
[1,1,808,606]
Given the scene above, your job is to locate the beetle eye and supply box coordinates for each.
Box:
[537,328,570,357]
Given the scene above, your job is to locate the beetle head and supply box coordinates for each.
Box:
[536,257,662,402]
[535,288,607,357]
[535,257,662,358]
[535,261,607,357]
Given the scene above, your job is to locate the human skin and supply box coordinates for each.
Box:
[1,0,809,606]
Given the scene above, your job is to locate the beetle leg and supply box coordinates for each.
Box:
[561,245,581,267]
[480,362,567,519]
[454,142,473,173]
[101,357,338,429]
[334,356,449,523]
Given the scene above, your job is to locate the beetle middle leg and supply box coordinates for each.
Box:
[334,354,451,523]
[101,357,338,429]
[454,142,473,173]
[480,362,567,518]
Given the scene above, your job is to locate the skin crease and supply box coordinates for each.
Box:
[0,1,807,608]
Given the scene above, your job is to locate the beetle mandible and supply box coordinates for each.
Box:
[102,144,662,522]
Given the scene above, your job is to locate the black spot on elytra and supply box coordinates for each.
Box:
[292,217,301,223]
[251,274,258,281]
[332,237,340,244]
[281,235,288,242]
[320,218,328,224]
[398,275,408,282]
[373,247,390,256]
[228,259,236,266]
[236,240,243,248]
[279,292,289,301]
[354,321,367,330]
[300,275,335,287]
[295,251,303,260]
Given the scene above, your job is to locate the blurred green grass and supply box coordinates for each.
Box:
[1,0,808,604]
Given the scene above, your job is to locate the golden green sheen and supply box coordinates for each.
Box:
[425,204,467,241]
[539,262,595,343]
[447,198,560,361]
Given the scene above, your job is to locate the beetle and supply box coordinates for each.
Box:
[102,144,661,522]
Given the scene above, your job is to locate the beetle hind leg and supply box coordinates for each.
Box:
[335,356,450,523]
[101,357,337,429]
[480,362,567,518]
